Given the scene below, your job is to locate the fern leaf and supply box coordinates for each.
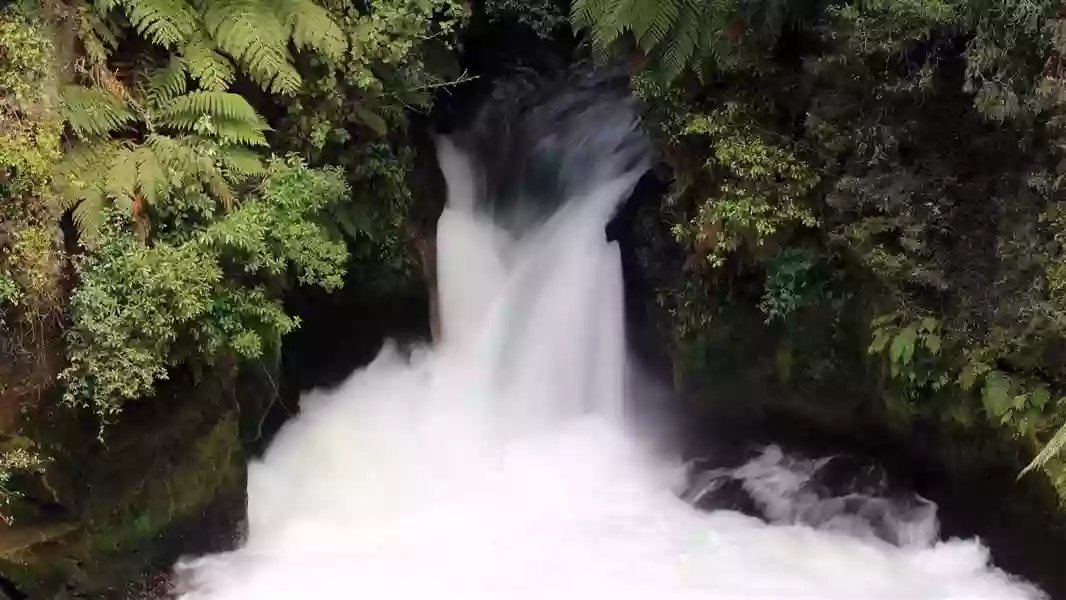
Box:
[221,147,266,177]
[273,0,347,61]
[627,0,684,49]
[208,175,236,211]
[1020,420,1066,478]
[119,0,200,48]
[61,85,137,138]
[105,148,140,211]
[135,146,167,206]
[594,0,635,48]
[156,91,266,126]
[211,119,269,146]
[182,33,237,92]
[78,7,121,65]
[203,0,302,95]
[92,0,121,12]
[70,190,107,245]
[146,55,189,109]
[572,0,617,29]
[658,11,701,80]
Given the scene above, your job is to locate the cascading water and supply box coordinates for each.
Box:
[174,72,1046,600]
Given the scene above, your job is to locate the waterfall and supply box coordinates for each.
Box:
[173,73,1045,600]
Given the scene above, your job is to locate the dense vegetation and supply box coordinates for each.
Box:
[4,0,1066,593]
[567,0,1066,496]
[0,0,459,593]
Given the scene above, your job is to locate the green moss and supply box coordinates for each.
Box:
[86,413,240,553]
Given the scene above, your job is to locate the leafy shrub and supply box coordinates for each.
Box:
[61,157,349,419]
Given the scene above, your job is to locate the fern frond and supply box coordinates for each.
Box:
[182,33,237,92]
[105,148,139,211]
[627,0,685,49]
[658,7,703,80]
[273,0,347,61]
[211,119,269,146]
[56,144,119,196]
[571,0,617,29]
[70,190,108,244]
[135,146,167,206]
[76,7,120,65]
[61,85,137,138]
[208,175,236,211]
[156,90,267,126]
[119,0,201,48]
[146,55,189,109]
[1020,420,1066,478]
[203,0,301,95]
[220,147,266,176]
[593,0,634,49]
[92,0,121,11]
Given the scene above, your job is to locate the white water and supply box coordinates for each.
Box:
[175,131,1045,600]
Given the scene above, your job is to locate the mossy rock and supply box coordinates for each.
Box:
[0,372,246,598]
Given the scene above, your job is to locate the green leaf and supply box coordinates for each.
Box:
[981,370,1013,418]
[868,328,891,354]
[923,333,941,355]
[1020,421,1066,478]
[61,86,137,138]
[890,325,917,365]
[354,107,388,136]
[1030,388,1052,410]
[959,360,989,391]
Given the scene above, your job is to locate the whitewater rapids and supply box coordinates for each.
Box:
[174,78,1044,600]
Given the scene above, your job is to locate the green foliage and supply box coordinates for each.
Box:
[118,0,201,48]
[663,100,818,268]
[89,0,349,96]
[60,85,137,139]
[0,443,47,524]
[613,0,1066,494]
[759,248,827,323]
[0,7,65,392]
[61,223,220,418]
[868,313,950,395]
[572,0,824,80]
[61,156,350,418]
[484,0,567,39]
[0,8,55,107]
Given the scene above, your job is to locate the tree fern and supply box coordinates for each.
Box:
[571,0,785,80]
[146,55,189,109]
[209,118,269,146]
[627,0,686,49]
[118,0,200,48]
[202,0,302,95]
[69,190,108,244]
[56,142,119,243]
[273,0,347,61]
[104,147,140,213]
[181,34,237,92]
[157,90,262,124]
[155,90,269,145]
[135,145,167,206]
[61,85,137,139]
[221,147,266,177]
[77,6,121,65]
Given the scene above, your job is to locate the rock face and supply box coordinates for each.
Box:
[0,370,247,599]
